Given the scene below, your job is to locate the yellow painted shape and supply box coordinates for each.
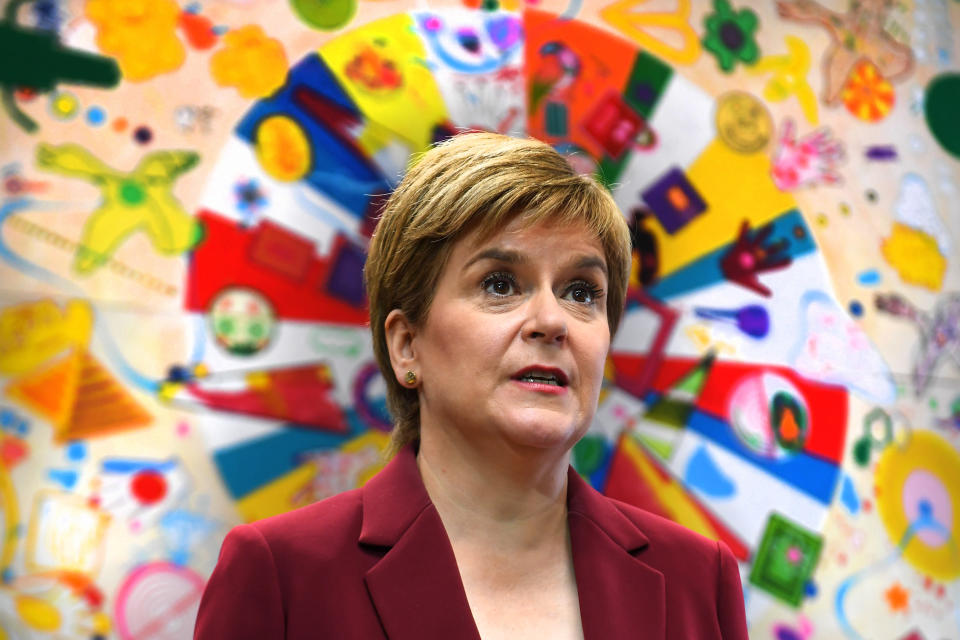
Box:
[341,431,390,486]
[600,0,701,65]
[875,430,960,580]
[651,139,797,277]
[0,461,19,575]
[15,595,61,632]
[255,115,312,182]
[319,14,448,153]
[620,435,719,539]
[236,463,318,522]
[85,0,185,81]
[881,223,946,291]
[210,25,289,99]
[0,300,92,376]
[750,36,819,125]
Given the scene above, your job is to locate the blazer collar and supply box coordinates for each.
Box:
[359,445,665,639]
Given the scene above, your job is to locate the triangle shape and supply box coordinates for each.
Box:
[5,350,82,428]
[56,350,152,442]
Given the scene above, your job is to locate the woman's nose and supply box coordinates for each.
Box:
[521,289,567,344]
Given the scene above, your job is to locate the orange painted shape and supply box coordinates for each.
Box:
[524,9,639,160]
[780,408,799,441]
[58,351,152,442]
[666,185,689,211]
[5,350,82,427]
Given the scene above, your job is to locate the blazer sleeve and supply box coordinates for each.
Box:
[715,540,749,640]
[194,524,285,639]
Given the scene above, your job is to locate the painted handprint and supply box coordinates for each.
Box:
[719,220,792,297]
[770,118,844,190]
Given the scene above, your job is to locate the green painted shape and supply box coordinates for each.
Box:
[749,512,823,607]
[673,352,716,397]
[289,0,357,31]
[120,180,146,205]
[643,398,692,429]
[0,23,119,90]
[637,434,674,460]
[924,73,960,160]
[572,435,606,475]
[624,51,673,120]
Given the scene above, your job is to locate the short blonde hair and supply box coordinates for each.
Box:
[365,132,631,455]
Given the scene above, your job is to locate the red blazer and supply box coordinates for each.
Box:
[195,445,748,639]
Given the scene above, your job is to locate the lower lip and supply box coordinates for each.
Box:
[511,380,568,395]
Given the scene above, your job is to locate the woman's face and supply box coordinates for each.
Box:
[410,216,611,453]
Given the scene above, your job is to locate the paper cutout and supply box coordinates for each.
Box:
[775,0,913,105]
[599,0,701,65]
[6,348,152,443]
[750,36,818,124]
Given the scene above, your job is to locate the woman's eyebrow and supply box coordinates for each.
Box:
[573,255,608,277]
[463,249,608,276]
[463,248,526,270]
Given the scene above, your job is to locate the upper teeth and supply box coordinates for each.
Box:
[520,374,560,385]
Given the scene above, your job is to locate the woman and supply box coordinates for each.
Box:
[194,133,748,639]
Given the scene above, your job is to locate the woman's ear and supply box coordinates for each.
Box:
[384,309,419,388]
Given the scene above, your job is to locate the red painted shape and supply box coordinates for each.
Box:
[603,435,751,561]
[131,470,168,505]
[178,12,218,50]
[610,353,848,465]
[184,364,347,433]
[185,210,369,325]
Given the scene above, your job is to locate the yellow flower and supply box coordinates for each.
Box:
[85,0,185,81]
[210,25,288,99]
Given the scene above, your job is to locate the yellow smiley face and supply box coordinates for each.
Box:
[715,91,774,154]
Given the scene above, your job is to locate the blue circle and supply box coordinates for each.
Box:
[849,300,864,317]
[803,579,818,597]
[86,106,106,126]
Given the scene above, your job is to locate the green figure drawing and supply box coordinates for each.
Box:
[36,143,203,274]
[1,0,120,132]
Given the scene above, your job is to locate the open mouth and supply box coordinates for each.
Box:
[511,367,569,387]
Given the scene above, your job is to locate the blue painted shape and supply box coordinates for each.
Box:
[102,458,177,474]
[234,53,391,219]
[856,269,880,286]
[213,415,366,499]
[644,391,840,505]
[684,443,736,498]
[840,473,859,514]
[647,209,818,300]
[65,441,87,462]
[47,468,79,490]
[414,13,520,74]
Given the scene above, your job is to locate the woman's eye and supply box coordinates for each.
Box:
[483,274,516,297]
[564,281,602,305]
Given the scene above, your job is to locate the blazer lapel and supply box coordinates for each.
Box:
[567,469,666,639]
[359,446,481,640]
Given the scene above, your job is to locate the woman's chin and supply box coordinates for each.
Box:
[496,410,587,451]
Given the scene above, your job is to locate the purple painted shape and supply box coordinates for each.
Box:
[640,167,707,234]
[865,145,898,160]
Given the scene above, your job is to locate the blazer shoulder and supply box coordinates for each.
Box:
[607,497,722,561]
[246,487,365,562]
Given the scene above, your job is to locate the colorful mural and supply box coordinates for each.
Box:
[0,0,958,637]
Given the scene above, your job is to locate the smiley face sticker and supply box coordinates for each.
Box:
[715,91,774,154]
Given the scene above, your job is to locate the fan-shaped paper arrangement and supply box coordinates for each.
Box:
[175,11,901,620]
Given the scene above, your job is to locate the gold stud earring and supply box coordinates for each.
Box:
[405,371,417,385]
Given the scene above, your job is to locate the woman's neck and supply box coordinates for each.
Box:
[416,427,571,553]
